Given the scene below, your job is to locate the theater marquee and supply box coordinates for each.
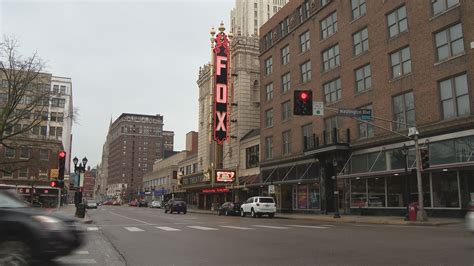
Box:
[213,31,230,144]
[216,170,235,183]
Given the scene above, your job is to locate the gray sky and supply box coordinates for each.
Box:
[0,0,234,167]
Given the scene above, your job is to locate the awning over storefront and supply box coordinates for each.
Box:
[259,160,320,185]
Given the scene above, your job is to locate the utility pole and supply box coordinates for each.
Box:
[413,133,427,221]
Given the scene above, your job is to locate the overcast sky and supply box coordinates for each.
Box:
[0,0,234,167]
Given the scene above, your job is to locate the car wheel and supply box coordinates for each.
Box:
[183,210,187,214]
[225,211,229,216]
[241,209,245,217]
[251,209,256,218]
[269,213,275,218]
[0,240,30,266]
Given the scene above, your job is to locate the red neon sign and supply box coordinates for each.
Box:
[202,188,230,193]
[213,31,230,144]
[216,170,235,182]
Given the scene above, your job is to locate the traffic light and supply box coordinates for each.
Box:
[420,148,430,170]
[58,151,66,188]
[294,90,313,116]
[50,181,57,187]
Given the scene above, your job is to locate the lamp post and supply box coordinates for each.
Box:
[401,144,410,220]
[73,156,88,206]
[333,160,341,218]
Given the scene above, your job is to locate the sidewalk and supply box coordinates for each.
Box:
[187,208,463,226]
[52,204,93,224]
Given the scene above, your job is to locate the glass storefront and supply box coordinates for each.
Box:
[292,184,320,210]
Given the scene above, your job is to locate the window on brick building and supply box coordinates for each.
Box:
[392,91,414,130]
[265,83,274,101]
[282,130,291,155]
[281,72,291,93]
[387,5,408,38]
[439,74,470,119]
[39,149,49,160]
[432,0,459,16]
[5,147,15,158]
[435,23,464,62]
[19,168,28,178]
[355,64,372,93]
[246,145,259,168]
[281,45,290,65]
[390,46,411,78]
[358,104,374,138]
[353,27,369,56]
[324,116,340,144]
[324,78,341,104]
[322,44,340,72]
[265,57,273,75]
[300,61,312,83]
[320,12,337,40]
[302,123,314,150]
[299,31,310,53]
[265,136,273,160]
[20,147,29,159]
[351,0,366,20]
[282,100,291,121]
[265,109,274,128]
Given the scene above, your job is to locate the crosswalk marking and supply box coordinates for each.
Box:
[57,258,97,264]
[87,227,99,231]
[124,227,144,232]
[220,225,254,230]
[252,225,291,229]
[187,226,219,231]
[73,250,90,255]
[320,224,335,227]
[287,225,330,229]
[156,226,181,231]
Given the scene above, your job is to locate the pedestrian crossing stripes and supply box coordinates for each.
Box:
[156,226,182,231]
[124,227,144,232]
[87,227,99,231]
[187,226,219,231]
[252,225,291,229]
[287,225,330,229]
[73,250,90,255]
[220,225,254,230]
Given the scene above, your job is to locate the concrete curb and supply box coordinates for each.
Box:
[187,209,462,226]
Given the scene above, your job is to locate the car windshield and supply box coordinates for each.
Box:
[259,198,274,203]
[0,191,28,208]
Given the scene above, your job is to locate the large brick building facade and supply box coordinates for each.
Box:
[259,0,473,216]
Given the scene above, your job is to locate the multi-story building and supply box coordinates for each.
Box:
[83,167,96,200]
[106,113,174,201]
[231,0,288,37]
[259,0,474,216]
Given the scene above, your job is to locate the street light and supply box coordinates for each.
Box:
[73,156,88,206]
[333,160,341,218]
[401,144,410,220]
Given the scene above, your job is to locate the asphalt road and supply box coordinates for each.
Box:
[56,206,473,266]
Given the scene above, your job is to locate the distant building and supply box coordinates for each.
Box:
[82,167,96,200]
[105,113,174,201]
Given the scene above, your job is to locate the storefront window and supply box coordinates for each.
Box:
[432,171,459,208]
[408,174,431,208]
[351,155,367,173]
[308,185,320,209]
[431,140,456,165]
[350,178,367,207]
[368,177,386,207]
[387,176,404,207]
[297,185,308,209]
[368,152,386,172]
[292,184,320,210]
[454,136,474,163]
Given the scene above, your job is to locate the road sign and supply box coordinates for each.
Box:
[338,108,372,121]
[50,169,59,178]
[313,101,324,116]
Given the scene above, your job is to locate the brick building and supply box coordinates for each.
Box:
[106,113,174,201]
[259,0,473,216]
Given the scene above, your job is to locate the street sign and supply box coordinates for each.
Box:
[313,101,324,116]
[338,108,372,121]
[268,185,275,194]
[50,169,59,179]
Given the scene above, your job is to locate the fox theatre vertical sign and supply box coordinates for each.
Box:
[213,30,230,144]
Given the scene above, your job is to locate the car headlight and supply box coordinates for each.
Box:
[32,215,65,231]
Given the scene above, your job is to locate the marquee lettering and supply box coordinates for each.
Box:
[213,31,230,144]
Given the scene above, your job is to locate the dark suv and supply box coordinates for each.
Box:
[0,190,84,264]
[164,198,187,214]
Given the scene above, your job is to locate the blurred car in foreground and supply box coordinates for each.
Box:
[0,190,83,265]
[217,202,241,216]
[86,200,98,209]
[150,201,162,208]
[467,200,474,233]
[164,198,187,214]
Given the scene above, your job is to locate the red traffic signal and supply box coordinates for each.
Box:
[294,90,313,116]
[299,91,309,101]
[50,181,57,187]
[58,150,66,158]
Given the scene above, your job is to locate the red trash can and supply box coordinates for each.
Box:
[408,202,418,221]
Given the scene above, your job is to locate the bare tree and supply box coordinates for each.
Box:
[0,36,50,148]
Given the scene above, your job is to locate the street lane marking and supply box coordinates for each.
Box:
[220,225,254,230]
[124,227,144,232]
[155,226,181,231]
[109,211,153,225]
[187,226,219,231]
[287,225,330,229]
[57,258,97,264]
[252,225,291,229]
[73,250,90,255]
[87,227,99,231]
[320,224,335,227]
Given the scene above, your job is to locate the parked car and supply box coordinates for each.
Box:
[466,200,474,234]
[138,200,148,207]
[86,200,98,209]
[217,202,241,216]
[164,198,187,214]
[150,201,162,208]
[112,200,121,206]
[128,200,138,207]
[240,196,276,218]
[0,190,84,264]
[102,200,113,206]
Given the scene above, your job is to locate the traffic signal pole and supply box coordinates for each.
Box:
[414,134,427,221]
